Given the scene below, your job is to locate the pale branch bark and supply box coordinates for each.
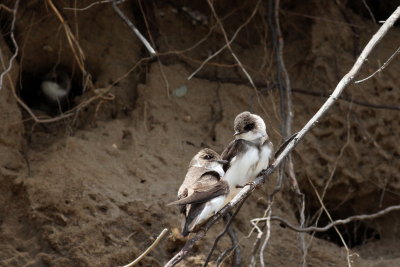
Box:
[112,0,156,56]
[355,45,400,83]
[120,228,168,267]
[163,6,400,267]
[268,204,400,233]
[0,0,20,91]
[273,5,400,166]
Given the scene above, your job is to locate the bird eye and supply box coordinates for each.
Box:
[244,123,255,131]
[203,154,213,160]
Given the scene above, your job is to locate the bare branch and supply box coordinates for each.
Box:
[291,88,400,111]
[163,7,400,267]
[361,0,377,24]
[46,0,93,92]
[0,3,13,13]
[268,204,400,233]
[120,228,168,267]
[270,0,306,262]
[202,202,244,267]
[112,1,156,56]
[190,75,400,111]
[0,0,20,91]
[215,216,241,267]
[204,0,260,90]
[259,206,272,267]
[355,45,400,83]
[64,0,126,11]
[188,0,261,81]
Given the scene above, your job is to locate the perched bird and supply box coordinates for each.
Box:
[169,148,229,236]
[40,67,71,112]
[222,111,273,202]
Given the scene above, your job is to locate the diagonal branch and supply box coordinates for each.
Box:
[163,6,400,267]
[112,0,156,56]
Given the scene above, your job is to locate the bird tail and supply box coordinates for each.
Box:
[181,219,190,237]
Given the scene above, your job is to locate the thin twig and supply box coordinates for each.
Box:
[259,206,272,267]
[302,102,353,266]
[249,200,273,267]
[191,75,400,111]
[355,45,400,83]
[291,88,400,111]
[188,0,261,81]
[112,0,156,56]
[268,204,400,233]
[0,0,20,91]
[202,202,245,267]
[361,0,377,24]
[46,0,93,92]
[205,0,260,91]
[271,1,306,263]
[307,169,353,266]
[215,216,241,267]
[121,228,168,267]
[273,0,292,136]
[0,3,13,13]
[64,0,126,11]
[163,8,400,267]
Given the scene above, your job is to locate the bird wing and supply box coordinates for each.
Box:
[221,139,248,171]
[177,166,207,199]
[168,173,229,206]
[274,132,296,159]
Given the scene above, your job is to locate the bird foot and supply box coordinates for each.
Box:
[235,181,255,188]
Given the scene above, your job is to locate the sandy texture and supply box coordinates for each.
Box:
[0,0,399,266]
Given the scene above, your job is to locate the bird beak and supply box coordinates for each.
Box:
[233,131,240,136]
[217,160,229,165]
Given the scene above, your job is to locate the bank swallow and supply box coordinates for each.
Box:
[41,67,71,110]
[222,111,273,201]
[169,148,229,236]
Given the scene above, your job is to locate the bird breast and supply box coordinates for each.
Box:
[253,142,273,177]
[224,145,259,191]
[41,81,69,102]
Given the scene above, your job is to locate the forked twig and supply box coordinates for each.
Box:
[204,0,260,90]
[188,0,261,81]
[355,45,400,83]
[163,7,400,267]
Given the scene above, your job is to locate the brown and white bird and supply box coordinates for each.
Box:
[168,148,229,236]
[222,111,273,202]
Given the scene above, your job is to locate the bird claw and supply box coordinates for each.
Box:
[235,181,255,188]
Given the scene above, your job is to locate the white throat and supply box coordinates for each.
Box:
[237,130,267,144]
